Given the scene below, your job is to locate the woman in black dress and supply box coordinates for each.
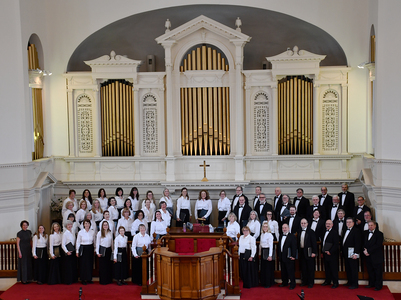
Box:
[32,225,48,284]
[17,220,33,284]
[48,222,63,285]
[96,221,113,284]
[76,219,96,285]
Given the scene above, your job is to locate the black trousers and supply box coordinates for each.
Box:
[366,257,383,289]
[344,256,359,287]
[280,259,296,288]
[260,258,275,287]
[299,250,315,285]
[323,256,339,285]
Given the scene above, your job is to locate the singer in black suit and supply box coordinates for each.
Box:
[252,186,262,208]
[342,218,361,289]
[278,224,297,290]
[297,219,317,288]
[285,206,301,234]
[233,196,252,229]
[333,209,347,241]
[231,186,249,211]
[308,209,326,242]
[273,187,283,216]
[278,195,291,228]
[338,183,355,218]
[353,196,371,227]
[363,221,384,291]
[321,220,339,288]
[319,187,333,218]
[307,195,327,220]
[254,193,272,223]
[293,188,309,219]
[358,211,379,233]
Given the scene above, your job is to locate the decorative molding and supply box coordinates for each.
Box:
[143,94,158,154]
[266,46,326,63]
[253,92,269,152]
[321,89,339,152]
[84,50,141,67]
[76,94,93,153]
[182,70,226,87]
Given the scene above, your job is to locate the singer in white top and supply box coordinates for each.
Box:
[260,222,274,288]
[142,190,157,211]
[195,190,213,225]
[265,210,280,241]
[81,189,93,211]
[238,226,258,288]
[48,222,62,285]
[114,226,128,285]
[176,187,191,227]
[62,201,75,227]
[226,213,240,240]
[76,219,96,284]
[159,188,174,218]
[131,224,151,285]
[217,190,231,226]
[108,197,119,228]
[131,210,148,235]
[76,200,89,224]
[32,225,48,284]
[116,208,134,241]
[247,210,261,240]
[79,212,97,233]
[62,220,77,285]
[115,187,125,215]
[128,187,140,213]
[91,199,104,230]
[62,190,78,215]
[96,188,108,211]
[96,221,114,285]
[159,202,172,227]
[100,210,115,235]
[150,211,168,239]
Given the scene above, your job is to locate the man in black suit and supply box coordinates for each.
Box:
[307,195,326,220]
[333,209,347,240]
[353,196,371,227]
[254,193,272,223]
[342,217,361,289]
[252,186,262,209]
[359,211,379,232]
[321,219,339,289]
[273,187,283,216]
[338,183,355,218]
[363,221,384,291]
[233,195,251,229]
[278,223,297,290]
[319,186,333,219]
[309,209,325,242]
[329,195,341,221]
[231,186,249,211]
[298,219,317,288]
[293,188,309,219]
[285,206,301,234]
[278,194,291,225]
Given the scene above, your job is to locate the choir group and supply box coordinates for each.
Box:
[15,184,384,291]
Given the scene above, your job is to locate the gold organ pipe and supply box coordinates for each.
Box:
[202,45,207,70]
[297,78,302,153]
[131,85,135,154]
[226,87,230,154]
[212,49,217,70]
[213,87,218,155]
[28,47,32,69]
[192,50,196,72]
[310,81,313,153]
[208,87,213,155]
[280,81,284,154]
[111,82,116,155]
[222,87,227,155]
[198,87,203,154]
[197,48,201,70]
[285,80,289,154]
[181,88,185,154]
[183,59,187,72]
[193,87,198,155]
[184,88,189,155]
[294,77,298,153]
[218,87,223,155]
[217,53,222,70]
[207,47,212,70]
[203,87,208,155]
[101,86,105,154]
[302,80,306,154]
[188,87,193,155]
[122,82,126,155]
[290,77,293,154]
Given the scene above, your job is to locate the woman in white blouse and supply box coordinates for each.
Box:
[159,188,174,218]
[48,222,62,285]
[131,210,148,236]
[159,202,171,227]
[63,213,79,236]
[97,188,108,211]
[265,210,280,241]
[76,219,96,285]
[108,197,119,229]
[260,221,274,288]
[142,190,157,211]
[176,187,191,227]
[80,212,97,234]
[116,208,133,241]
[123,198,134,219]
[238,226,258,288]
[62,201,75,228]
[142,199,155,230]
[62,189,78,215]
[218,190,231,227]
[32,225,48,284]
[226,213,241,241]
[96,221,113,285]
[247,210,261,240]
[91,199,104,230]
[114,187,125,217]
[128,187,140,214]
[62,220,77,284]
[114,226,128,286]
[195,190,213,225]
[100,210,115,235]
[150,210,167,240]
[76,200,88,225]
[81,189,93,211]
[131,224,151,285]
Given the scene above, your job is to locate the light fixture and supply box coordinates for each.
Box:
[358,61,369,69]
[34,68,52,76]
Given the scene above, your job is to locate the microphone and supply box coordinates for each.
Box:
[79,287,83,300]
[297,289,305,299]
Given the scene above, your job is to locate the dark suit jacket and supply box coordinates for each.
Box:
[297,228,317,260]
[231,194,249,211]
[273,194,283,216]
[338,191,355,218]
[285,215,302,234]
[342,226,362,257]
[279,202,291,222]
[353,205,371,224]
[363,229,384,265]
[319,194,333,218]
[308,218,326,241]
[233,204,252,229]
[254,201,273,223]
[307,204,326,220]
[278,233,297,261]
[322,229,339,261]
[358,220,379,233]
[293,196,309,219]
[333,218,347,241]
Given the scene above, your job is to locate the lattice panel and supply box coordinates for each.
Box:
[77,94,93,153]
[322,90,338,152]
[254,92,269,152]
[143,94,158,154]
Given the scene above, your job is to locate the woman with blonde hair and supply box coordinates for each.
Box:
[260,221,274,288]
[91,199,104,230]
[48,222,62,285]
[96,221,113,284]
[32,225,48,285]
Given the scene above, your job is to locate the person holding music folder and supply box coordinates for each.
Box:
[363,221,384,291]
[17,220,32,284]
[76,219,96,285]
[217,190,231,227]
[32,225,48,285]
[298,219,317,288]
[61,220,77,285]
[131,224,151,286]
[278,194,291,225]
[226,213,240,241]
[278,223,297,290]
[260,221,274,288]
[96,220,114,285]
[321,219,339,288]
[114,226,128,286]
[48,222,63,285]
[342,217,361,289]
[195,190,213,225]
[238,226,258,288]
[176,187,191,227]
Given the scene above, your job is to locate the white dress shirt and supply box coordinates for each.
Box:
[62,198,78,215]
[176,196,192,219]
[268,220,280,241]
[62,229,76,253]
[49,232,62,257]
[238,234,257,258]
[142,200,157,211]
[232,194,242,208]
[338,219,344,236]
[97,197,108,211]
[281,234,287,252]
[76,228,96,253]
[80,220,97,233]
[159,209,171,226]
[128,196,140,212]
[108,205,119,220]
[195,199,212,219]
[91,209,104,222]
[331,205,339,221]
[81,198,92,211]
[76,209,88,224]
[115,196,125,209]
[96,231,113,255]
[320,195,326,206]
[142,206,155,223]
[260,232,274,257]
[323,229,330,247]
[150,219,167,236]
[247,220,261,240]
[100,219,115,236]
[274,194,282,208]
[132,233,151,257]
[32,234,48,256]
[131,219,148,236]
[113,234,127,260]
[226,221,240,239]
[311,218,319,231]
[218,197,231,219]
[341,193,347,206]
[116,217,133,235]
[159,196,173,208]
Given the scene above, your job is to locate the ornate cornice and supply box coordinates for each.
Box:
[84,51,142,67]
[266,46,326,63]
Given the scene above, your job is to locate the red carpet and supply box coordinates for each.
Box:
[0,282,395,300]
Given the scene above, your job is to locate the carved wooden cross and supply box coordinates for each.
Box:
[199,160,210,182]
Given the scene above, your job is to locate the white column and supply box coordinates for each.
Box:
[66,83,75,156]
[271,84,278,155]
[133,86,141,157]
[341,84,348,154]
[93,80,101,157]
[313,83,320,155]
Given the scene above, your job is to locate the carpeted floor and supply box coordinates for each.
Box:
[0,281,395,300]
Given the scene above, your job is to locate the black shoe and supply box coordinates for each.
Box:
[365,285,373,288]
[82,281,87,285]
[289,286,295,290]
[279,284,288,287]
[321,282,330,286]
[300,283,307,287]
[87,280,93,284]
[374,288,381,291]
[308,284,313,288]
[117,281,122,286]
[349,286,358,289]
[343,283,350,286]
[332,284,338,289]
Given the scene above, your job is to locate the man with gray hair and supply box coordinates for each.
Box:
[338,183,355,218]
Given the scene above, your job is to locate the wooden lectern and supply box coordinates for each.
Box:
[155,246,222,300]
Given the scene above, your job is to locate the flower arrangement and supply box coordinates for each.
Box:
[51,198,63,218]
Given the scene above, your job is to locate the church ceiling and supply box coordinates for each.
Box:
[67,4,347,72]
